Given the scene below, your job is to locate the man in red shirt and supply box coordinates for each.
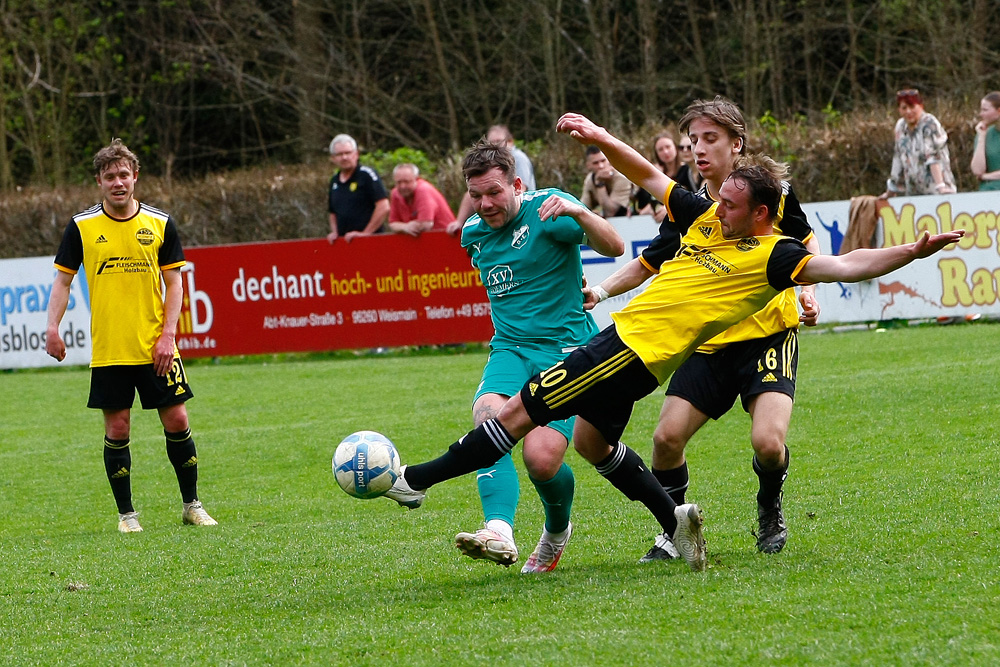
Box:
[387,163,456,236]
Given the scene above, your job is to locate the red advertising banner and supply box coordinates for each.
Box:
[176,233,493,358]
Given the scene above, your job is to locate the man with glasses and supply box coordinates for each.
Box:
[327,134,390,243]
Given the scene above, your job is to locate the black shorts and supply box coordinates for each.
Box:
[88,359,194,410]
[666,328,798,420]
[519,325,660,445]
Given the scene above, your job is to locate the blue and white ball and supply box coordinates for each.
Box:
[333,430,400,499]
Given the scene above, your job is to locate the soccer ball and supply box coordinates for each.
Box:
[333,430,400,499]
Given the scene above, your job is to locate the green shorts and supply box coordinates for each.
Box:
[476,345,577,441]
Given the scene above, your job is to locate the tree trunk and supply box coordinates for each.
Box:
[686,0,715,96]
[740,0,760,118]
[582,0,619,126]
[636,0,658,121]
[293,0,328,160]
[421,0,461,152]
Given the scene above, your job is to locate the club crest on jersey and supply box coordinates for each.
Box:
[484,264,522,296]
[736,237,760,252]
[511,224,529,249]
[350,182,358,192]
[135,227,155,246]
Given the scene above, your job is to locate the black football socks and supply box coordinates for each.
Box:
[596,442,678,535]
[405,419,516,491]
[103,436,133,514]
[165,428,199,503]
[753,445,789,506]
[653,461,689,505]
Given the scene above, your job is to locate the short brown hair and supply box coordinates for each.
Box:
[679,96,747,154]
[462,138,516,182]
[983,91,1000,109]
[93,138,140,176]
[727,154,789,221]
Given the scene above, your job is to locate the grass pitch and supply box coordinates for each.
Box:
[2,324,999,665]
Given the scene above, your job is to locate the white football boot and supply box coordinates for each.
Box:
[182,501,218,526]
[384,465,425,509]
[671,503,707,572]
[455,525,519,566]
[118,511,143,533]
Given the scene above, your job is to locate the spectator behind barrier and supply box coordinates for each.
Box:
[971,91,1000,191]
[327,133,389,243]
[677,135,704,192]
[881,88,956,197]
[387,163,456,237]
[581,145,632,218]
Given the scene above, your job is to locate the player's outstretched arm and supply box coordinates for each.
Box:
[583,257,655,310]
[44,271,73,362]
[798,231,964,284]
[556,113,672,204]
[538,194,624,257]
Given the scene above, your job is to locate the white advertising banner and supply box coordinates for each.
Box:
[0,256,92,369]
[805,192,1000,323]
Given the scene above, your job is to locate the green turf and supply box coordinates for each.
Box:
[2,324,999,665]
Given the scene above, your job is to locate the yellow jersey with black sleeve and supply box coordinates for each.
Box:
[613,209,814,384]
[53,202,186,367]
[639,179,816,354]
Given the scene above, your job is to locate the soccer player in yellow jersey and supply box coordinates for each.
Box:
[579,98,821,559]
[375,120,962,571]
[45,139,217,533]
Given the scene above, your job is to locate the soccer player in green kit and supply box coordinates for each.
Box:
[385,138,624,573]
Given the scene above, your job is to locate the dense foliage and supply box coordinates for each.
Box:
[2,0,998,188]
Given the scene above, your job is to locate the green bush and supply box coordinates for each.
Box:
[0,104,982,259]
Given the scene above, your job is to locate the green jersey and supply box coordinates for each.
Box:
[461,188,598,351]
[975,126,1000,192]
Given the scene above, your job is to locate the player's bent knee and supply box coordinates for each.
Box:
[571,421,614,464]
[522,441,565,480]
[652,425,688,455]
[158,404,190,433]
[751,437,787,466]
[102,409,131,440]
